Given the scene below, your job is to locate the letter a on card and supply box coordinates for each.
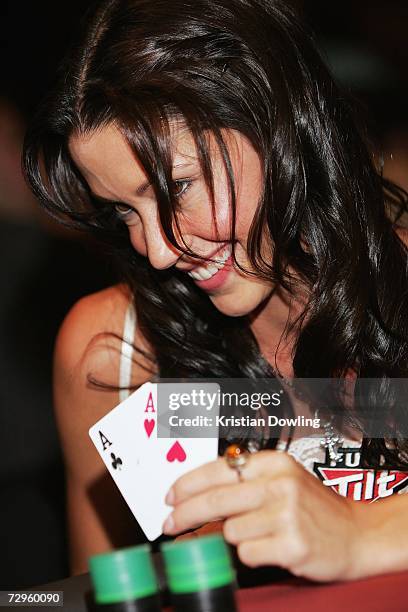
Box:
[144,390,156,413]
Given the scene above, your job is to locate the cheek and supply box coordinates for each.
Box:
[234,192,259,242]
[177,205,231,243]
[128,224,147,256]
[208,179,259,243]
[179,176,233,242]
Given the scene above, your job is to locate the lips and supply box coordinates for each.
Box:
[192,254,233,291]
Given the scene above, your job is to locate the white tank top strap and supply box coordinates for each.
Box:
[119,301,137,402]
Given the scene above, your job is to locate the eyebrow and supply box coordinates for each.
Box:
[90,161,197,204]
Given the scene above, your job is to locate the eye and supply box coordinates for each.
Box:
[172,179,193,200]
[113,202,135,218]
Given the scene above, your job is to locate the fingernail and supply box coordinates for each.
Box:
[165,487,175,505]
[163,514,175,534]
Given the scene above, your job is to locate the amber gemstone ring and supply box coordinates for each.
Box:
[224,443,249,481]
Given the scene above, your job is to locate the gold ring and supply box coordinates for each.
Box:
[224,443,249,482]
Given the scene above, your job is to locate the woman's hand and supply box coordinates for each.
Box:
[174,520,225,542]
[163,450,368,582]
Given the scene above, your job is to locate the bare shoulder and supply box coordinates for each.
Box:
[55,283,152,389]
[56,284,126,380]
[54,283,154,481]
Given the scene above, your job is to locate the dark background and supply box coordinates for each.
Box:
[0,0,407,589]
[3,1,408,133]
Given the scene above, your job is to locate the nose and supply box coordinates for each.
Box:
[147,235,182,270]
[129,212,185,270]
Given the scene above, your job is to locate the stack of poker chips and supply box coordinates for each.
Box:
[89,545,161,611]
[162,534,238,612]
[89,534,237,612]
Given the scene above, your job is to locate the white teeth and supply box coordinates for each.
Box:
[187,245,232,281]
[205,264,219,276]
[198,268,213,280]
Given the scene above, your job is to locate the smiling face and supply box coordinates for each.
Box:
[69,122,274,316]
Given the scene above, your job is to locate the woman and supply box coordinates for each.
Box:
[24,0,408,581]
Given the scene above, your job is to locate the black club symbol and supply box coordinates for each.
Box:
[111,453,123,470]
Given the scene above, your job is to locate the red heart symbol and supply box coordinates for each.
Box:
[166,441,187,463]
[144,419,155,438]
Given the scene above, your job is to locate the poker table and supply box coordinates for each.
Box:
[30,563,408,612]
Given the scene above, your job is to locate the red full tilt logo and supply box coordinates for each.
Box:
[314,448,408,503]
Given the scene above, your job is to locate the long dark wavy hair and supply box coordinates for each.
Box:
[23,0,408,466]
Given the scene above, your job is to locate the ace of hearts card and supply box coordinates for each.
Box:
[89,381,219,540]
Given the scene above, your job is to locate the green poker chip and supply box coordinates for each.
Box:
[89,544,158,604]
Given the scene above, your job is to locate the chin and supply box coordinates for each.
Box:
[210,294,263,317]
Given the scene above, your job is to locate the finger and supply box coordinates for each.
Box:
[163,478,269,534]
[237,534,307,570]
[166,458,247,505]
[223,505,282,544]
[167,449,295,505]
[175,520,224,541]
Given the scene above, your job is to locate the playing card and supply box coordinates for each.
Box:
[89,382,219,540]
